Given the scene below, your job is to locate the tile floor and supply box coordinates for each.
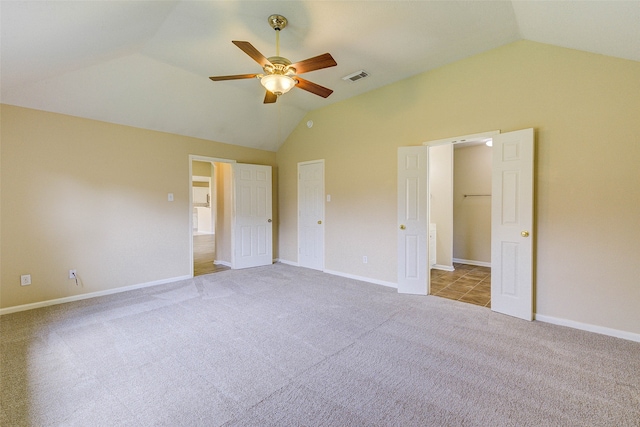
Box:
[193,233,230,276]
[430,263,491,308]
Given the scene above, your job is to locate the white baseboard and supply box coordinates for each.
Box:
[453,258,491,267]
[276,259,299,267]
[535,314,640,343]
[323,269,397,289]
[432,264,455,272]
[213,260,231,267]
[0,275,192,316]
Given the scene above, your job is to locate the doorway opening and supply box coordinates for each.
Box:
[190,157,234,277]
[190,155,274,275]
[428,136,494,308]
[398,129,534,320]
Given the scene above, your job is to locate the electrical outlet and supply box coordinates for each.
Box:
[363,256,368,264]
[69,270,77,279]
[20,275,31,286]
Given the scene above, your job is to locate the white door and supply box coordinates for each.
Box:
[491,128,534,320]
[298,161,324,270]
[397,146,430,295]
[232,163,273,269]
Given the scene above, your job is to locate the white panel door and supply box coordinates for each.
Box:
[491,128,534,320]
[398,146,429,295]
[298,161,324,270]
[232,163,272,269]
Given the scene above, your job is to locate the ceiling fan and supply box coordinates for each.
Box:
[209,14,337,104]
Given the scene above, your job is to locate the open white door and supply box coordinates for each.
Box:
[397,146,429,295]
[298,161,325,270]
[232,163,273,269]
[491,128,534,320]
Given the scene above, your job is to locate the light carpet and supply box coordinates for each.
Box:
[1,263,638,426]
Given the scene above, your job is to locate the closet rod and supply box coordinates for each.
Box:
[463,194,491,198]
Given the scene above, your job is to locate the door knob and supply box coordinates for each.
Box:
[317,220,322,224]
[521,231,529,237]
[267,219,272,223]
[400,225,406,230]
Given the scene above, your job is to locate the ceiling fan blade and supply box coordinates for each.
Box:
[290,53,337,74]
[295,77,333,98]
[264,91,277,104]
[232,41,272,67]
[209,74,258,81]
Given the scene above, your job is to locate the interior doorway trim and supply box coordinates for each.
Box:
[422,130,500,147]
[423,130,499,279]
[415,129,535,321]
[188,155,236,277]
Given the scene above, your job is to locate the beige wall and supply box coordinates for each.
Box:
[276,40,640,335]
[214,162,233,265]
[453,145,492,263]
[429,144,453,268]
[0,105,276,309]
[192,160,212,177]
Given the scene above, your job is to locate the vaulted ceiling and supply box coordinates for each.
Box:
[2,1,638,152]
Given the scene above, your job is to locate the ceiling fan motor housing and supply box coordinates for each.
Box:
[268,14,288,31]
[264,56,296,76]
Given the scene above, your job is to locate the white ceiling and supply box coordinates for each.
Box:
[2,1,638,152]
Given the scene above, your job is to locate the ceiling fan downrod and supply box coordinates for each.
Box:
[268,14,288,57]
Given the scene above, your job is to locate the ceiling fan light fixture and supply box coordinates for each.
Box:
[261,74,296,96]
[209,14,336,103]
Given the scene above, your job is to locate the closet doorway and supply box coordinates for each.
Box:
[429,139,493,307]
[397,129,535,321]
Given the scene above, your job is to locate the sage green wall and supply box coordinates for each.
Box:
[276,40,640,335]
[0,105,277,309]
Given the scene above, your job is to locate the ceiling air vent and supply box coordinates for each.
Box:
[342,70,369,82]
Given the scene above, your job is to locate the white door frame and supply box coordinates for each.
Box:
[188,155,236,276]
[421,131,499,295]
[419,129,535,320]
[298,160,325,270]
